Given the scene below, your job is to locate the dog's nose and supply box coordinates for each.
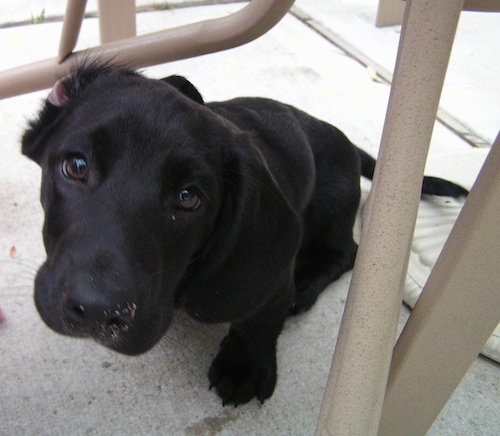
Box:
[62,293,137,335]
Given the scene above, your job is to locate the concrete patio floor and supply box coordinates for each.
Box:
[0,1,498,434]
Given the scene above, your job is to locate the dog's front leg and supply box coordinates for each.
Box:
[208,277,293,406]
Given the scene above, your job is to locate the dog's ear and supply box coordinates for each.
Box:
[21,75,73,163]
[194,141,302,309]
[47,76,71,107]
[160,75,204,105]
[21,76,69,163]
[22,64,109,162]
[22,62,140,162]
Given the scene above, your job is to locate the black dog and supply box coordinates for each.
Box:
[22,63,468,406]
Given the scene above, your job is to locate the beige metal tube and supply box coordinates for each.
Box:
[98,0,136,43]
[375,0,405,28]
[379,133,500,435]
[376,0,499,29]
[314,0,464,434]
[0,0,294,100]
[88,0,295,67]
[58,0,88,61]
[0,58,62,99]
[463,0,500,11]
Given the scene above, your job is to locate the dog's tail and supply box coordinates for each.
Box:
[356,147,469,198]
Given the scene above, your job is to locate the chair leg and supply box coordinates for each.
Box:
[0,0,293,100]
[58,0,88,61]
[375,0,405,27]
[314,0,464,434]
[379,132,500,435]
[98,0,137,44]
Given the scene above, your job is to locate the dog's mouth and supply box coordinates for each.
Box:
[34,263,174,356]
[63,299,142,353]
[90,313,168,356]
[60,298,171,356]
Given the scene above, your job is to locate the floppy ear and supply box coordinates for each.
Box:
[189,140,302,312]
[160,75,204,105]
[22,62,139,163]
[21,75,72,163]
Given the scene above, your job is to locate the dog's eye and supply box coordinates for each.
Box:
[62,155,89,181]
[176,188,201,210]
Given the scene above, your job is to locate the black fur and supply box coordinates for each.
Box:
[22,63,468,406]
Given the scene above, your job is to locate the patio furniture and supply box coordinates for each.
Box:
[316,1,499,434]
[0,0,294,99]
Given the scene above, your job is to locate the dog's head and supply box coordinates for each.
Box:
[22,63,300,355]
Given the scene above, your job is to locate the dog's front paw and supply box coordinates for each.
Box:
[290,281,319,315]
[208,336,277,407]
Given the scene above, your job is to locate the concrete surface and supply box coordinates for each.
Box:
[0,1,498,435]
